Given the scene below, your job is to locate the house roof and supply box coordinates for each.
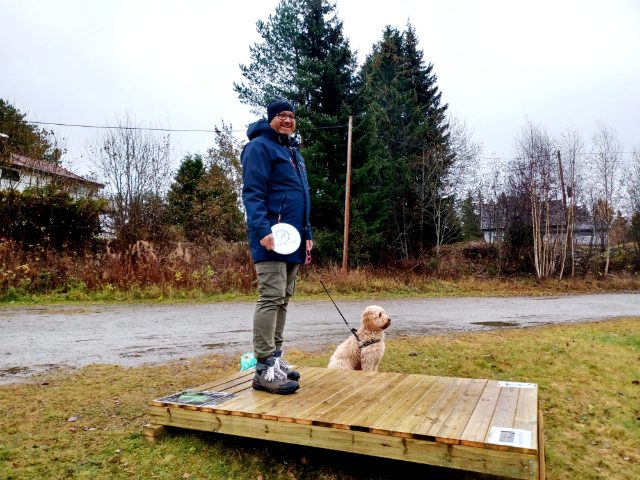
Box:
[481,197,592,231]
[5,153,104,188]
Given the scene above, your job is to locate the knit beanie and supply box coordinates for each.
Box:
[267,99,295,124]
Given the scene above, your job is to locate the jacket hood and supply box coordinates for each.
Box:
[246,119,273,141]
[246,118,298,147]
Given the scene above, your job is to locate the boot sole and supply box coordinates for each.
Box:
[252,380,299,395]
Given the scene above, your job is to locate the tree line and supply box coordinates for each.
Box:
[479,120,640,278]
[2,0,639,279]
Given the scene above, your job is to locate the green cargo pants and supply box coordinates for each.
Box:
[253,261,299,360]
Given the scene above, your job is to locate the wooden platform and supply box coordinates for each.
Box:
[145,367,545,479]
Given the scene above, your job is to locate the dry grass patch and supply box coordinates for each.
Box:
[1,319,638,479]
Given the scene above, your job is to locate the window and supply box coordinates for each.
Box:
[1,168,20,182]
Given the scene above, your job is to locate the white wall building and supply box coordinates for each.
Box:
[0,153,103,198]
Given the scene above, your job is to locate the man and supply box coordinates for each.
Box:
[241,99,313,394]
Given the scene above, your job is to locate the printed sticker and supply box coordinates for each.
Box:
[487,426,533,449]
[497,381,536,389]
[156,390,235,407]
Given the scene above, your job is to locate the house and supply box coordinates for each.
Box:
[480,197,597,246]
[0,153,103,198]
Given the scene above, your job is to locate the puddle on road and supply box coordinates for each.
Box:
[471,321,519,327]
[0,366,31,377]
[120,346,174,358]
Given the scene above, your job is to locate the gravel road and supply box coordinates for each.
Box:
[1,293,638,383]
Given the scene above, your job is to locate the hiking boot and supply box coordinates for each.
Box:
[252,357,299,394]
[274,348,300,381]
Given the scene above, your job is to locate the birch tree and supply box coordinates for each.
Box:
[625,147,640,261]
[590,122,623,275]
[625,147,640,215]
[88,114,172,247]
[558,129,584,278]
[418,118,480,256]
[514,121,561,279]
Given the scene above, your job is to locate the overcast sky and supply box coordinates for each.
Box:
[1,0,639,178]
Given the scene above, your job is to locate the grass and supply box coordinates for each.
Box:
[1,318,639,479]
[2,272,640,306]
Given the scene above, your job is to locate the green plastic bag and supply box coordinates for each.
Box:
[240,352,256,371]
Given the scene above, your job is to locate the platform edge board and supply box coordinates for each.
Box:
[147,406,539,480]
[538,409,546,480]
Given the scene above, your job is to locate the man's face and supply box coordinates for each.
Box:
[269,111,296,136]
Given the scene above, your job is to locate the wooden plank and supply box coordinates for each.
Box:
[346,374,424,430]
[149,370,254,408]
[257,369,357,422]
[298,370,380,420]
[488,386,519,428]
[459,380,501,447]
[435,378,487,444]
[264,369,375,423]
[367,374,439,435]
[203,366,322,413]
[191,364,309,395]
[390,376,457,436]
[538,409,545,480]
[148,405,538,480]
[310,370,401,423]
[142,423,165,442]
[216,367,332,417]
[413,377,472,438]
[190,368,255,392]
[313,372,406,428]
[483,386,538,455]
[513,386,538,452]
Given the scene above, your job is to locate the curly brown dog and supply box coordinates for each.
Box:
[327,305,391,371]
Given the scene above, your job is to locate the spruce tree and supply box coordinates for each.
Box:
[460,192,483,240]
[352,24,450,261]
[167,125,246,243]
[167,154,206,239]
[234,0,356,261]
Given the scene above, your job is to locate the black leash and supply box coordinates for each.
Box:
[319,280,361,342]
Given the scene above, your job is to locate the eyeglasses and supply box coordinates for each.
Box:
[305,248,312,265]
[277,113,296,121]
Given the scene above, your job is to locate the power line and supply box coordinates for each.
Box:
[350,122,636,160]
[1,119,238,133]
[0,118,349,134]
[2,117,636,160]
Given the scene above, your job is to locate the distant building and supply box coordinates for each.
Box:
[480,197,597,246]
[0,153,103,198]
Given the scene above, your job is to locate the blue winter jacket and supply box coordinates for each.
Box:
[241,119,312,264]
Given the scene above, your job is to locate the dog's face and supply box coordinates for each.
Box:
[362,305,391,332]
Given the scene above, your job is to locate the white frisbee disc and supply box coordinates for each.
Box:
[271,223,301,255]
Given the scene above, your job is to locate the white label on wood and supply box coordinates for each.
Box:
[487,426,533,449]
[497,381,536,389]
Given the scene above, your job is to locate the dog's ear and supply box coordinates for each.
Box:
[362,305,384,330]
[362,306,375,330]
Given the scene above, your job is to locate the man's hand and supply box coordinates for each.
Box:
[261,234,312,252]
[260,233,275,251]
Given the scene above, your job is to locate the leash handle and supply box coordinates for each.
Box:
[319,280,360,342]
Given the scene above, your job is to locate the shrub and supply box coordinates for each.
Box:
[0,188,106,252]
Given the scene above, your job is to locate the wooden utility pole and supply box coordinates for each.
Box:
[342,115,353,271]
[557,150,568,279]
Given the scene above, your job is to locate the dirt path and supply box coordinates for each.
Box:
[1,293,638,383]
